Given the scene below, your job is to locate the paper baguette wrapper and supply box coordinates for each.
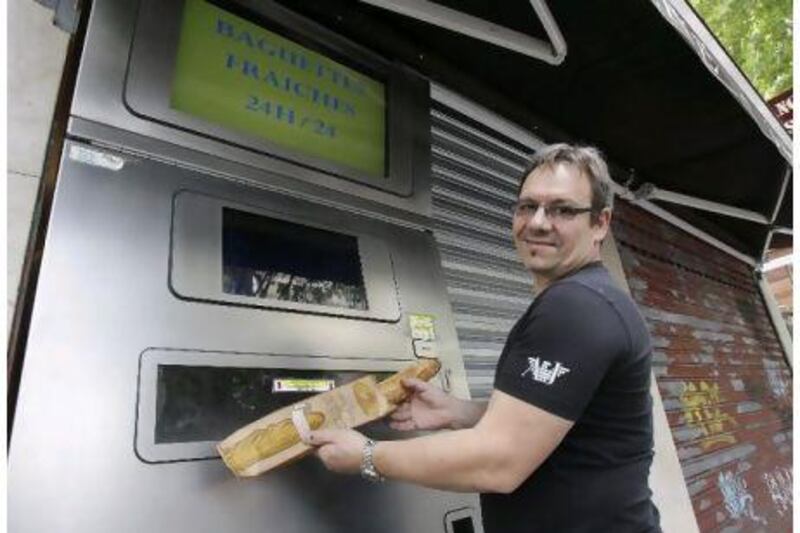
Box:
[217,358,441,477]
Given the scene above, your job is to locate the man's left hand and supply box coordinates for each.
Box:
[305,429,368,474]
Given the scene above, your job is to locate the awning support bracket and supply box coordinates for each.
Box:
[357,0,567,65]
[632,183,770,225]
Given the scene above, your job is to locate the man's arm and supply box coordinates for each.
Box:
[308,389,572,494]
[450,398,488,429]
[387,378,488,431]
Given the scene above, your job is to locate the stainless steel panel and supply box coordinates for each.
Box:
[8,140,480,532]
[71,0,432,218]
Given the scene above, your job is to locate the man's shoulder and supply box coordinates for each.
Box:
[542,264,651,351]
[550,264,639,314]
[542,264,623,309]
[530,272,629,341]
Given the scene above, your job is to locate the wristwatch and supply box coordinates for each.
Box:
[360,439,385,483]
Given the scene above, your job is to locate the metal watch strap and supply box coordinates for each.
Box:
[360,439,385,483]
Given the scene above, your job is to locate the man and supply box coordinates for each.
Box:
[305,144,661,532]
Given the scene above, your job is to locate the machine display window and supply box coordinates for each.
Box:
[155,364,386,444]
[137,350,410,462]
[222,207,368,310]
[125,0,428,197]
[170,0,387,178]
[171,191,400,321]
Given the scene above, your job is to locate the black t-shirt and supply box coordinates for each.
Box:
[480,262,661,533]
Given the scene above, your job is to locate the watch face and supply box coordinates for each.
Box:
[362,468,384,483]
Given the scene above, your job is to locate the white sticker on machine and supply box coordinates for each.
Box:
[273,378,336,393]
[413,339,437,358]
[69,145,125,171]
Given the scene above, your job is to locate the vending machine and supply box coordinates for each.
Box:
[8,0,482,531]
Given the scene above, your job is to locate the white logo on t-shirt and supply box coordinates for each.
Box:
[521,356,570,385]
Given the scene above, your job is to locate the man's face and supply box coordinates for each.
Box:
[513,163,610,285]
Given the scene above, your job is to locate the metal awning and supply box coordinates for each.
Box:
[276,0,792,262]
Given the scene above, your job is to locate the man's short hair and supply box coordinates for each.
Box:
[518,144,615,223]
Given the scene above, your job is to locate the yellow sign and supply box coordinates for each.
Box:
[171,0,386,177]
[409,314,436,341]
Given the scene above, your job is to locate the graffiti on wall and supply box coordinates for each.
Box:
[762,466,792,517]
[717,469,767,525]
[762,359,789,400]
[680,381,737,449]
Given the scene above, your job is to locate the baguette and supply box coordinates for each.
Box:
[378,358,441,405]
[218,359,441,477]
[220,412,325,473]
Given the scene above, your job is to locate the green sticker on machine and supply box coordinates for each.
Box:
[409,314,436,341]
[170,0,387,178]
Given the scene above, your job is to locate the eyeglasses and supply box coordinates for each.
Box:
[512,201,594,222]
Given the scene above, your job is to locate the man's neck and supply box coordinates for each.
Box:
[533,274,552,293]
[533,257,602,293]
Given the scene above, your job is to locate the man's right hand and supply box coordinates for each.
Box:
[388,378,484,431]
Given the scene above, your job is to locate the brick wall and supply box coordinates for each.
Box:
[612,200,793,532]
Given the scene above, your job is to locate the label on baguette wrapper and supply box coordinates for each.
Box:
[218,375,392,478]
[291,404,312,442]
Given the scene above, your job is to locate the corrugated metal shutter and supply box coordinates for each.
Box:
[612,200,793,532]
[429,100,535,399]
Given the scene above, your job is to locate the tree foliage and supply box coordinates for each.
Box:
[689,0,792,99]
